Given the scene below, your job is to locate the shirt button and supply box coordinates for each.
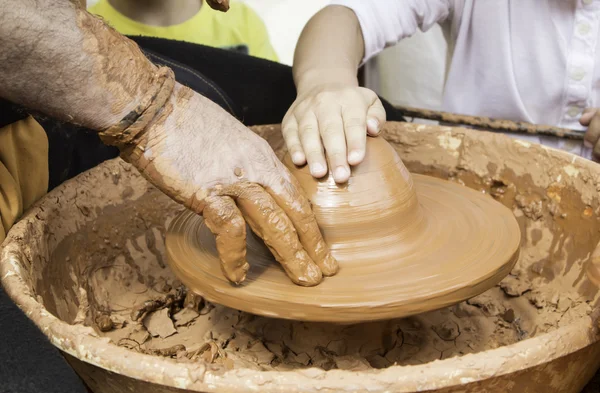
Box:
[571,68,586,81]
[568,106,581,117]
[578,22,591,35]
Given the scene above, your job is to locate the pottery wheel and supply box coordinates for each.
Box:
[166,137,521,323]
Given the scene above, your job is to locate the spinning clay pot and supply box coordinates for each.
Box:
[165,136,521,322]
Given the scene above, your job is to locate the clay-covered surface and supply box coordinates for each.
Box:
[2,122,600,393]
[166,135,521,323]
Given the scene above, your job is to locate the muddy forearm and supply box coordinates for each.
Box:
[0,0,155,130]
[292,5,365,94]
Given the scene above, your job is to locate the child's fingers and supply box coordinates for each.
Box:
[366,95,386,136]
[316,104,350,183]
[282,114,306,165]
[298,112,328,178]
[341,106,367,166]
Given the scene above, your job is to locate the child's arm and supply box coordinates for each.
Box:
[284,1,453,183]
[284,5,377,183]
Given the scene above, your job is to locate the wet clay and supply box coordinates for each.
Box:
[4,122,600,393]
[38,184,593,373]
[203,182,336,287]
[164,136,521,322]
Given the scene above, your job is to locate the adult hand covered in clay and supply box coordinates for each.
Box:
[283,84,386,183]
[122,84,339,286]
[0,0,337,287]
[581,108,600,160]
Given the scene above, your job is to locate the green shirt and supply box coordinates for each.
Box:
[89,0,278,62]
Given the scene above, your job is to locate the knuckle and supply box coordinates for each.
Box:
[229,218,246,236]
[261,171,287,189]
[327,150,347,159]
[289,145,304,154]
[282,125,299,138]
[295,100,311,114]
[304,148,323,157]
[282,115,295,129]
[299,133,322,149]
[299,122,317,134]
[320,121,343,136]
[344,116,367,129]
[313,91,332,106]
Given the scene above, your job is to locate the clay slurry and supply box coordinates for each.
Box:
[165,136,521,323]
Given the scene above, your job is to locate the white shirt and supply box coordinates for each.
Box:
[330,0,600,158]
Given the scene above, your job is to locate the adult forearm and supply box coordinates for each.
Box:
[0,0,155,130]
[292,5,364,94]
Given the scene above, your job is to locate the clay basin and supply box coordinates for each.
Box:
[2,122,600,393]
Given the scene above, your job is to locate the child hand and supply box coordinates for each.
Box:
[282,84,386,183]
[581,107,600,159]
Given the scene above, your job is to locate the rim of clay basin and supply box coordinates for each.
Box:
[2,126,600,393]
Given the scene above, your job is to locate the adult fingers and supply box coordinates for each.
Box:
[202,196,249,284]
[224,182,323,286]
[316,106,350,183]
[264,175,339,277]
[366,93,387,136]
[282,113,306,166]
[298,112,328,178]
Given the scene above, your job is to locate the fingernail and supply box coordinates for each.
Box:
[367,118,380,134]
[292,152,304,164]
[311,163,326,176]
[348,150,363,164]
[334,166,349,180]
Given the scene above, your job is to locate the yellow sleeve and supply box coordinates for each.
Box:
[241,5,279,62]
[0,116,49,242]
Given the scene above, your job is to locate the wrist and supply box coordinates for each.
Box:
[76,9,158,129]
[294,67,358,95]
[123,82,241,165]
[120,83,244,208]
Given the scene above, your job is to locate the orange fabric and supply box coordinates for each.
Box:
[0,116,49,242]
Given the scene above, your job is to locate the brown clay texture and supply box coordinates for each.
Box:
[2,122,600,393]
[165,136,521,322]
